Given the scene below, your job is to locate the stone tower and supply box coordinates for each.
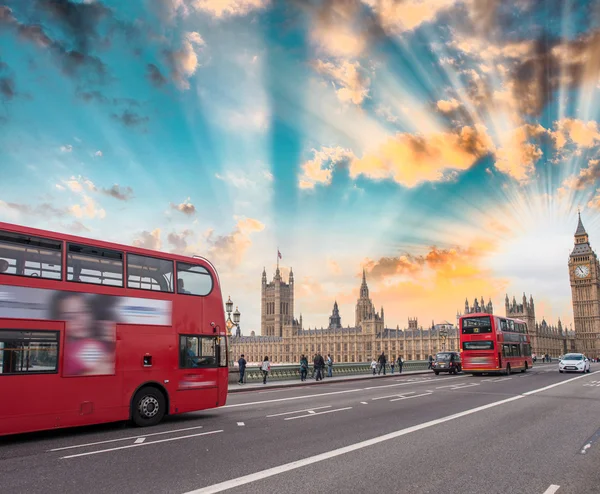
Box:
[261,263,294,337]
[569,212,600,357]
[355,270,384,333]
[328,301,342,329]
[506,293,537,348]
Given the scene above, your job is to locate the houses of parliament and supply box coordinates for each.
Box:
[229,214,599,364]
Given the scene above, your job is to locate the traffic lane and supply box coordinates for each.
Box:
[0,369,559,462]
[0,374,455,458]
[206,370,600,494]
[11,371,583,494]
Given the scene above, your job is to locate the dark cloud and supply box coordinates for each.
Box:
[147,63,167,87]
[170,200,196,216]
[111,110,149,128]
[36,0,111,52]
[1,201,68,217]
[101,184,134,201]
[0,76,15,100]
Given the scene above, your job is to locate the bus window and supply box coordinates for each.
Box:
[127,254,173,292]
[180,335,218,368]
[67,243,123,287]
[176,262,213,296]
[0,330,59,375]
[0,230,62,280]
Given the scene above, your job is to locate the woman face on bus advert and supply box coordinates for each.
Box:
[60,294,93,339]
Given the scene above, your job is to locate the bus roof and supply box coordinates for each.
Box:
[460,312,525,324]
[0,221,220,281]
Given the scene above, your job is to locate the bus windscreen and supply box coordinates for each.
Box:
[461,316,492,334]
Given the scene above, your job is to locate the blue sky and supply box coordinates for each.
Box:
[2,0,600,332]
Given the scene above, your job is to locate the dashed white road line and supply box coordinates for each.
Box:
[48,425,206,452]
[266,406,332,418]
[134,438,145,444]
[284,407,353,421]
[61,430,223,459]
[184,371,600,494]
[237,422,245,427]
[542,485,560,494]
[360,402,368,405]
[372,391,416,401]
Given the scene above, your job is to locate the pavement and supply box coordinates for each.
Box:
[1,362,599,494]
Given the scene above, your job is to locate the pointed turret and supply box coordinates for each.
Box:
[289,267,294,283]
[575,210,587,236]
[262,267,267,284]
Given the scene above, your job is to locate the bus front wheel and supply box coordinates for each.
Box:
[132,387,166,427]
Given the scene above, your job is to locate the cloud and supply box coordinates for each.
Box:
[101,184,134,201]
[167,229,194,254]
[205,216,265,269]
[111,110,149,128]
[327,259,342,275]
[349,124,495,188]
[94,150,102,157]
[190,0,269,17]
[436,98,461,113]
[147,63,167,87]
[170,197,196,215]
[375,105,399,123]
[60,144,73,152]
[70,195,106,219]
[313,59,370,105]
[551,119,600,150]
[298,146,355,189]
[133,228,162,251]
[62,176,97,193]
[0,67,15,101]
[62,220,90,234]
[0,200,68,218]
[559,159,600,197]
[494,124,547,182]
[165,31,205,90]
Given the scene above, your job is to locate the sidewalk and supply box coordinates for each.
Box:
[228,368,432,393]
[227,361,556,393]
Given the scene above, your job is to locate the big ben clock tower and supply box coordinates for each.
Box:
[569,212,600,357]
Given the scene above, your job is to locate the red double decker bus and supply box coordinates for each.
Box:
[460,313,533,375]
[0,221,228,436]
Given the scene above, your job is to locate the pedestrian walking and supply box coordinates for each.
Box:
[390,357,395,374]
[378,351,387,375]
[299,354,308,381]
[327,354,333,378]
[371,358,377,375]
[311,353,318,379]
[315,353,325,381]
[397,355,403,373]
[237,354,247,385]
[428,355,433,369]
[261,356,270,384]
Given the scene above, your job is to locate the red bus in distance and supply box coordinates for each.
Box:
[460,313,533,375]
[0,221,228,436]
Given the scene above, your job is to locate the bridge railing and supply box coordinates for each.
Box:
[230,360,431,383]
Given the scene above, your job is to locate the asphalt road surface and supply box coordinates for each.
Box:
[2,365,600,494]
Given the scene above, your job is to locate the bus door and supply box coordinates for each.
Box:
[176,334,220,411]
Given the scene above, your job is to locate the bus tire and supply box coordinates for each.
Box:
[132,386,166,427]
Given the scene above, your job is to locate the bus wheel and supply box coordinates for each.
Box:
[505,364,511,376]
[132,387,166,427]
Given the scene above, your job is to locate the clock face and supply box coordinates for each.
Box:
[575,264,590,278]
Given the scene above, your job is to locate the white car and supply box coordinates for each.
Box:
[559,353,591,373]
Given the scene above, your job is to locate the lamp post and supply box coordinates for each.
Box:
[233,306,241,337]
[225,296,234,336]
[440,328,448,351]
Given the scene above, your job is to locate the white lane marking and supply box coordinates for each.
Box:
[237,422,245,427]
[450,383,480,390]
[224,377,465,409]
[372,391,415,401]
[361,402,368,405]
[284,407,353,421]
[134,438,145,444]
[48,425,205,452]
[435,382,479,389]
[581,443,591,454]
[61,430,223,459]
[266,405,332,418]
[542,485,560,494]
[482,377,512,382]
[522,370,600,396]
[183,372,595,494]
[390,392,433,402]
[307,411,316,414]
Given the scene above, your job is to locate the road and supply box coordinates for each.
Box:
[2,366,600,494]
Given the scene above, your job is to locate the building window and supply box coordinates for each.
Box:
[0,231,62,280]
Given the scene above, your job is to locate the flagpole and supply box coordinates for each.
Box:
[277,246,279,270]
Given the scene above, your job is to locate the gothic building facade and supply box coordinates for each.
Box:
[230,267,459,364]
[569,212,600,358]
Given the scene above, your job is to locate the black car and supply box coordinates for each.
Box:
[432,352,462,375]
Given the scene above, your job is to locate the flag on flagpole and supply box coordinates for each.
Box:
[278,250,282,259]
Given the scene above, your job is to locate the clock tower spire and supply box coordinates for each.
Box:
[569,211,600,358]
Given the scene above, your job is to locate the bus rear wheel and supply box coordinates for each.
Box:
[132,387,166,427]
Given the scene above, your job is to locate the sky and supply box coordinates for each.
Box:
[1,0,600,334]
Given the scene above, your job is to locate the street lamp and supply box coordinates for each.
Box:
[225,296,234,336]
[233,306,241,337]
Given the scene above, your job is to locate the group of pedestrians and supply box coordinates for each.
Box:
[239,351,404,385]
[370,352,404,375]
